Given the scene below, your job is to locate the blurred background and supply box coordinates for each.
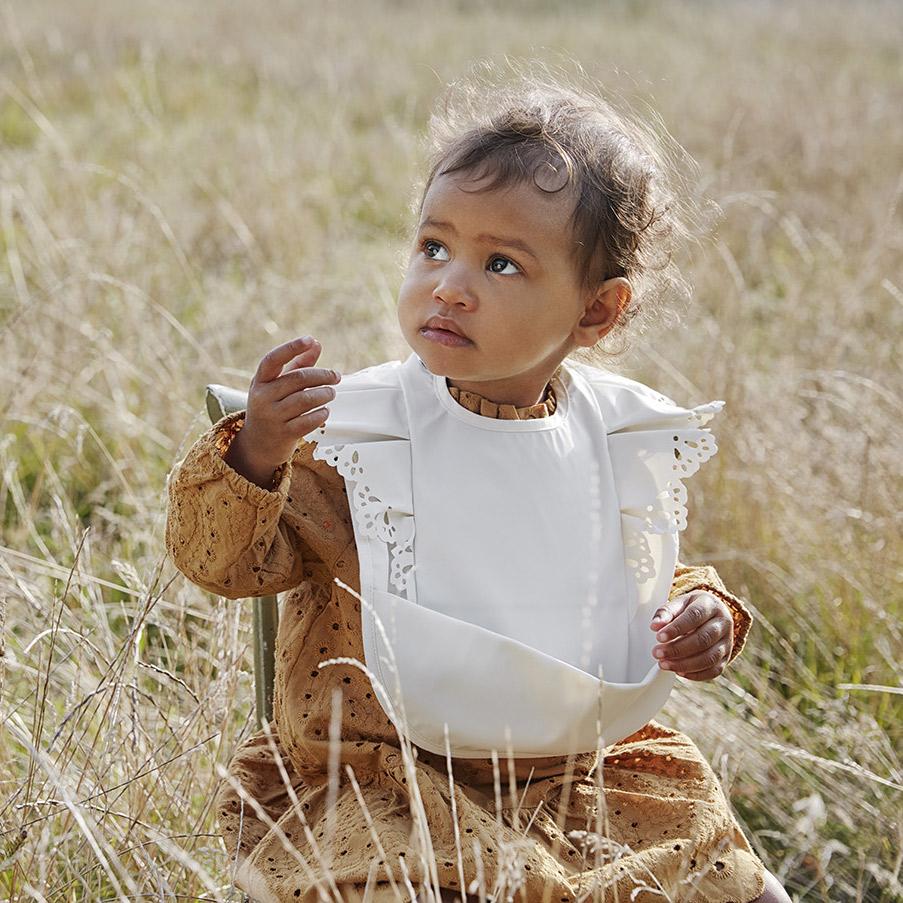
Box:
[1,1,901,900]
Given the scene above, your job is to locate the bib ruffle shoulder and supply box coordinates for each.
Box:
[310,355,721,758]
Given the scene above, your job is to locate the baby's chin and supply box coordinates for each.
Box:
[404,338,476,377]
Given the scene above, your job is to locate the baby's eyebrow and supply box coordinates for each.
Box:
[476,232,539,262]
[419,217,455,233]
[418,217,539,263]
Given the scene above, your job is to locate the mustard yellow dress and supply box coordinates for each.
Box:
[166,391,765,903]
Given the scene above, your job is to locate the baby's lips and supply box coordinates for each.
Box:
[424,315,469,339]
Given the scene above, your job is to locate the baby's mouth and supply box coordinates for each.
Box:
[420,317,472,347]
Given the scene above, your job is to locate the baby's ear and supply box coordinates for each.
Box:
[574,278,632,347]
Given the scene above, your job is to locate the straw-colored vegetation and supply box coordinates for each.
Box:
[1,0,901,900]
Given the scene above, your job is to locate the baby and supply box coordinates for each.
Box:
[167,72,789,903]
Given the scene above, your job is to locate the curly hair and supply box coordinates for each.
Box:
[422,66,697,348]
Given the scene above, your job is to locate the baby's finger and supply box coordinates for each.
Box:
[654,616,728,661]
[285,401,334,438]
[276,383,338,419]
[274,366,342,399]
[653,593,720,643]
[255,336,319,383]
[658,641,731,681]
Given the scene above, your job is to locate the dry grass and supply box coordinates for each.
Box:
[1,0,901,900]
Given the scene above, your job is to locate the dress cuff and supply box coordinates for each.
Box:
[209,411,294,499]
[669,565,752,664]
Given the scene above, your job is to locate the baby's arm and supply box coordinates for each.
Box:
[166,336,346,598]
[650,566,752,682]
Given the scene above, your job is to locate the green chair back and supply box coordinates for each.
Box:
[206,385,279,728]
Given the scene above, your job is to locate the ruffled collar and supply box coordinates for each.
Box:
[447,383,557,421]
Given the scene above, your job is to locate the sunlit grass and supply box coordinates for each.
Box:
[2,1,902,900]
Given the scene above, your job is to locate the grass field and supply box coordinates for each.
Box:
[1,0,902,900]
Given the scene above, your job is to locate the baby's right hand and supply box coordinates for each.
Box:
[223,336,341,487]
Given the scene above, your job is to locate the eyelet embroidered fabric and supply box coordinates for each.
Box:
[613,433,721,533]
[664,428,721,529]
[314,444,415,596]
[618,420,721,581]
[600,381,723,583]
[623,525,656,583]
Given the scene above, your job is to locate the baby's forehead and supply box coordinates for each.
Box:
[416,171,583,264]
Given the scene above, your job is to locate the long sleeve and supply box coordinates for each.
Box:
[670,564,753,663]
[165,412,356,599]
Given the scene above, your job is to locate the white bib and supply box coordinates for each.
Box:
[312,355,721,758]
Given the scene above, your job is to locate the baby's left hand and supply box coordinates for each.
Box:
[650,592,733,681]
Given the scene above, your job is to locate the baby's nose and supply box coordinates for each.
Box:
[433,263,477,307]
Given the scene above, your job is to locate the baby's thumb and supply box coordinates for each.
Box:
[650,598,680,629]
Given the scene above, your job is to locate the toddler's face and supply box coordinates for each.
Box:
[397,172,597,407]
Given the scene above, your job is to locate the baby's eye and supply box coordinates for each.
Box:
[488,256,520,275]
[422,240,449,261]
